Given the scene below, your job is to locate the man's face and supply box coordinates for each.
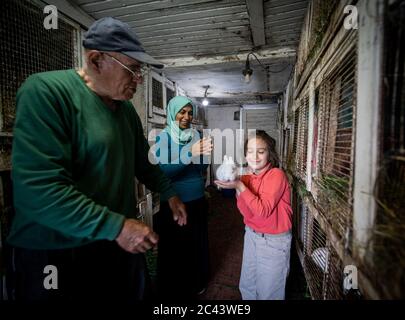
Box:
[100,52,144,101]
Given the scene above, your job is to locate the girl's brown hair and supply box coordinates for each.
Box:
[244,130,280,168]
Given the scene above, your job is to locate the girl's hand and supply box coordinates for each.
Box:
[191,138,213,157]
[214,180,246,193]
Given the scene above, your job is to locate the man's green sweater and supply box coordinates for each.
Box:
[8,69,176,249]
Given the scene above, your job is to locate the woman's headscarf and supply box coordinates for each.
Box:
[163,96,196,145]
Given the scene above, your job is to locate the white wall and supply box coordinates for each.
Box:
[206,106,241,179]
[243,105,279,150]
[207,104,281,179]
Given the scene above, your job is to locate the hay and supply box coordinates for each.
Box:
[371,159,405,299]
[315,174,351,239]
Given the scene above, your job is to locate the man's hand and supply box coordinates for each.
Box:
[168,196,187,226]
[116,218,159,253]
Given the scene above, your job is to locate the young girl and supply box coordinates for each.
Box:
[215,130,293,300]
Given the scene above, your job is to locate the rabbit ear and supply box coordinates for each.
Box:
[224,155,228,163]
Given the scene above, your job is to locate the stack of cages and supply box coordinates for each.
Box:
[135,71,171,228]
[291,185,346,300]
[312,46,357,245]
[0,0,81,299]
[288,0,359,299]
[132,67,152,227]
[297,45,357,300]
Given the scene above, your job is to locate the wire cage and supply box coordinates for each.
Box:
[132,71,149,135]
[292,190,308,254]
[152,77,164,109]
[324,241,344,300]
[302,207,345,300]
[0,0,81,134]
[303,212,327,299]
[289,107,300,172]
[166,86,175,106]
[313,47,357,242]
[295,95,309,180]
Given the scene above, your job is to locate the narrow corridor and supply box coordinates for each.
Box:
[1,0,402,302]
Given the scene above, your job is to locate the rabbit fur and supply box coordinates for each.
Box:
[311,247,329,273]
[216,155,237,181]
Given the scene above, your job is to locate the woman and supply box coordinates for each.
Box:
[153,96,213,299]
[215,130,293,300]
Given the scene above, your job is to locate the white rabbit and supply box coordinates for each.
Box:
[216,155,237,181]
[311,247,329,273]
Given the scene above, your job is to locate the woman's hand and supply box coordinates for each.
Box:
[191,138,213,157]
[214,180,246,193]
[168,196,188,226]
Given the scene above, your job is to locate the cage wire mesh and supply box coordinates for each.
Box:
[282,128,291,168]
[152,77,163,109]
[0,0,80,226]
[324,241,344,299]
[294,198,346,300]
[292,190,302,250]
[295,96,309,180]
[303,211,329,299]
[290,108,300,171]
[292,190,308,254]
[166,87,175,106]
[132,72,148,134]
[1,0,80,132]
[314,47,357,242]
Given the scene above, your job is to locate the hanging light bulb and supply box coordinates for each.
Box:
[202,85,210,106]
[243,69,253,83]
[242,55,253,84]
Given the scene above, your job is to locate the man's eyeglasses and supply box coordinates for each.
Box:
[103,52,146,80]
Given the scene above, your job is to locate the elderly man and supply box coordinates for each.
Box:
[8,17,187,301]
